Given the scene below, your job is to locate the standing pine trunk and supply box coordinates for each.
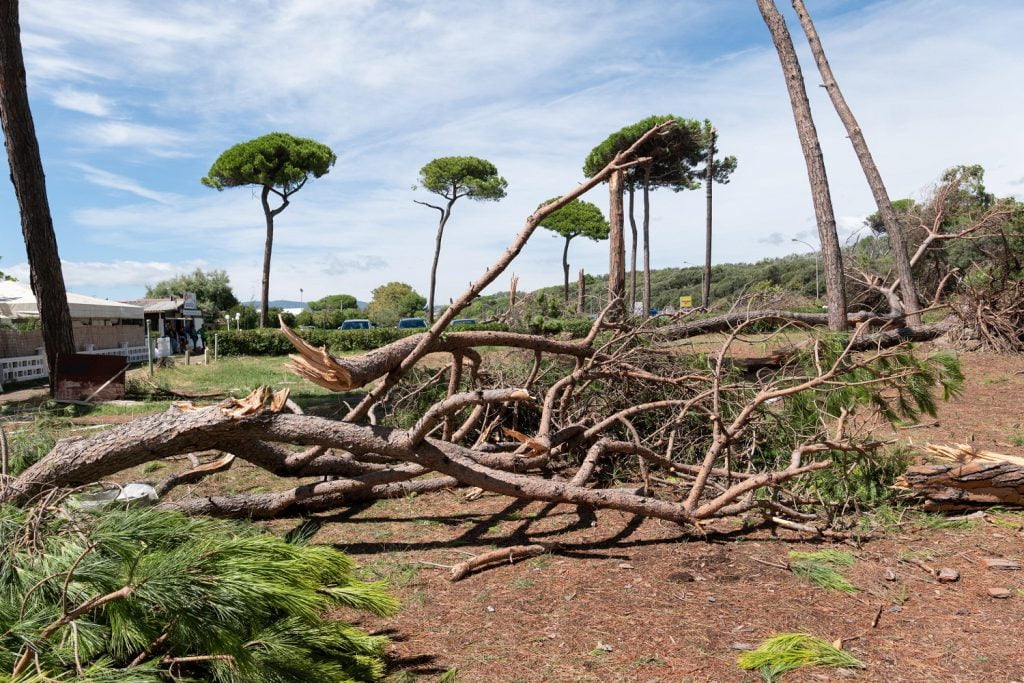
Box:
[641,166,652,318]
[791,0,919,325]
[561,235,573,303]
[257,186,289,328]
[426,201,454,324]
[0,0,75,392]
[628,183,638,311]
[702,129,715,310]
[577,268,585,315]
[607,169,626,318]
[757,0,848,331]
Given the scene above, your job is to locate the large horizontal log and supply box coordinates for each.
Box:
[898,461,1024,511]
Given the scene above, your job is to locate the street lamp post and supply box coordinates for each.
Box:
[224,313,230,331]
[235,311,241,330]
[792,239,820,301]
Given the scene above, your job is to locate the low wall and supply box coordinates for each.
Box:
[0,324,145,358]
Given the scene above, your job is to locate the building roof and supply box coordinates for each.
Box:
[0,281,144,320]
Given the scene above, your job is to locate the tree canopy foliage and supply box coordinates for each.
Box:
[538,198,610,242]
[146,268,239,316]
[583,114,706,189]
[201,132,336,194]
[308,293,358,311]
[417,156,508,201]
[366,281,426,325]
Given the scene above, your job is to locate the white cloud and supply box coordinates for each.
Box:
[5,259,208,296]
[76,121,191,157]
[51,88,113,117]
[72,163,179,203]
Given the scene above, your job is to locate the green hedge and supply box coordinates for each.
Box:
[215,322,511,356]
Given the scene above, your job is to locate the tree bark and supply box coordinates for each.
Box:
[561,234,572,303]
[428,200,454,324]
[0,0,75,391]
[577,268,585,315]
[259,186,275,328]
[757,0,848,331]
[791,0,920,325]
[628,183,638,311]
[607,169,626,318]
[899,461,1024,512]
[642,168,652,318]
[702,129,715,309]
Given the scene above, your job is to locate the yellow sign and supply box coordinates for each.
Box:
[679,295,693,308]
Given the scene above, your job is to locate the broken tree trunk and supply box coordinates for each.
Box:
[898,444,1024,511]
[899,461,1024,512]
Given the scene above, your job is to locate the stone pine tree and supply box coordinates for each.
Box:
[0,0,75,394]
[415,156,507,323]
[757,0,848,330]
[202,133,336,327]
[585,115,704,317]
[699,122,738,309]
[537,198,610,303]
[791,0,920,324]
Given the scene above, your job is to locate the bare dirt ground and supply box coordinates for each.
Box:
[291,349,1024,681]
[9,349,1024,681]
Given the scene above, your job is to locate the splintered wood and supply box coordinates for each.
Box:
[897,443,1024,511]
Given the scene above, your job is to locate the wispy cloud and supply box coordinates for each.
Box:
[51,87,113,117]
[71,163,179,203]
[76,121,191,157]
[5,259,208,295]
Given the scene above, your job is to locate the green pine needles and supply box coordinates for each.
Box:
[0,504,397,681]
[738,633,863,682]
[787,550,857,593]
[741,634,860,679]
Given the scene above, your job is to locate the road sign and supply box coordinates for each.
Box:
[679,295,693,308]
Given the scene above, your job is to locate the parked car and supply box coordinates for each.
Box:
[396,317,428,330]
[451,319,477,326]
[338,319,374,330]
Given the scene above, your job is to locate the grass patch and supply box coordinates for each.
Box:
[788,550,857,593]
[738,633,863,682]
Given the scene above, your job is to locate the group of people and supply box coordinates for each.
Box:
[164,320,205,355]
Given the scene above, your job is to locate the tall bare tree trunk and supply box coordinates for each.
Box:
[259,187,274,328]
[641,168,652,318]
[628,183,638,311]
[561,235,572,303]
[427,203,453,324]
[702,128,715,310]
[0,0,74,392]
[607,169,626,318]
[757,0,848,331]
[577,268,585,315]
[791,0,919,325]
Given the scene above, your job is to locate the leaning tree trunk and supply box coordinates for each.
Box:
[561,235,572,303]
[0,0,75,392]
[628,183,638,311]
[702,129,715,310]
[757,0,848,331]
[642,167,652,318]
[791,0,920,325]
[607,169,626,318]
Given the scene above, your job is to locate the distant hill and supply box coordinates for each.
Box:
[244,299,368,311]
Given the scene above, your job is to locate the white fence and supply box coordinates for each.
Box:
[0,342,150,387]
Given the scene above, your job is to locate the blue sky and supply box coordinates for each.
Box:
[2,0,1022,303]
